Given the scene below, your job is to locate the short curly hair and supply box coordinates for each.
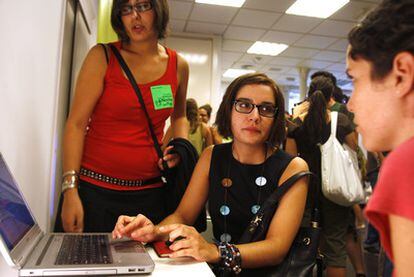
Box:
[348,0,414,80]
[111,0,169,43]
[215,73,286,147]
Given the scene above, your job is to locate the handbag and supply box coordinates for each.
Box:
[238,171,322,277]
[319,111,365,206]
[109,44,206,232]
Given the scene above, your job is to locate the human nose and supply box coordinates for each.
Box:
[247,105,261,121]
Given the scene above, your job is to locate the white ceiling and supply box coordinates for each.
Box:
[168,0,380,92]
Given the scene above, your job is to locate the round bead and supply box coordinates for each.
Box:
[220,205,230,216]
[221,178,233,188]
[251,205,261,214]
[220,233,232,243]
[255,176,267,187]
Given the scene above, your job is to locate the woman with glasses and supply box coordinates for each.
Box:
[112,73,309,275]
[59,0,189,233]
[285,76,359,277]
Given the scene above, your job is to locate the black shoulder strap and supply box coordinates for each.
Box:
[99,43,109,64]
[108,44,164,161]
[262,170,319,222]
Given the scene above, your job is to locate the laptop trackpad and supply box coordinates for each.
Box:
[112,240,146,253]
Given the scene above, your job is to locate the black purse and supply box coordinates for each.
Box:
[238,171,322,277]
[109,44,206,232]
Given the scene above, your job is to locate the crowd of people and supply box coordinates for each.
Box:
[57,0,414,276]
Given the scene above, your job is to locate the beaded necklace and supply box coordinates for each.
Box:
[219,144,269,243]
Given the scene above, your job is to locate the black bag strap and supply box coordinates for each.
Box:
[109,44,166,164]
[99,43,109,64]
[244,171,318,235]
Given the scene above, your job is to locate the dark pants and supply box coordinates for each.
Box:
[55,179,167,232]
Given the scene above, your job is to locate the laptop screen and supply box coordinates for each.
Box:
[0,154,35,251]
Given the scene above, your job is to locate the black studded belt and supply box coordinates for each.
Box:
[80,167,163,187]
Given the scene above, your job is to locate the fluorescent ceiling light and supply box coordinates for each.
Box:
[179,52,208,64]
[286,0,350,19]
[223,68,255,79]
[247,41,288,56]
[195,0,246,8]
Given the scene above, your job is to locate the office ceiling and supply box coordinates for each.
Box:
[168,0,380,93]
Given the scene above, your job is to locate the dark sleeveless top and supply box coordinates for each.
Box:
[208,143,294,243]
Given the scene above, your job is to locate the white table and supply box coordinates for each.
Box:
[146,247,215,276]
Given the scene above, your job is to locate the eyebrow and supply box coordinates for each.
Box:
[236,98,275,105]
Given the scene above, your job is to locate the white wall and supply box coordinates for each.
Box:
[0,0,97,275]
[164,34,222,121]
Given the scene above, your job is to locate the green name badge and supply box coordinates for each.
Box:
[150,85,174,110]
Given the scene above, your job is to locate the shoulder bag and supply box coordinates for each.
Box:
[319,111,365,206]
[238,171,322,277]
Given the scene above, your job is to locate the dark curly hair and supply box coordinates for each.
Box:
[215,73,286,147]
[111,0,169,43]
[348,0,414,80]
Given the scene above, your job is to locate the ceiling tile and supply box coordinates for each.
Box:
[169,19,186,33]
[310,20,356,37]
[312,50,345,62]
[261,65,294,75]
[272,15,323,33]
[169,0,193,20]
[224,26,266,41]
[222,51,244,63]
[186,21,227,35]
[222,39,253,52]
[294,35,338,49]
[325,63,347,72]
[232,62,261,71]
[243,0,296,13]
[327,39,349,51]
[298,60,333,69]
[238,53,275,65]
[279,47,320,59]
[232,9,281,28]
[261,30,303,44]
[190,3,238,24]
[330,1,377,22]
[268,56,303,67]
[221,60,234,69]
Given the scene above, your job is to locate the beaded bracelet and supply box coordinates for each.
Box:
[217,242,242,274]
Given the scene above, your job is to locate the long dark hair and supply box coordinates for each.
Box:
[302,76,334,145]
[186,98,200,133]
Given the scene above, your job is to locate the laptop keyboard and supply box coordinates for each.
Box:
[55,235,113,265]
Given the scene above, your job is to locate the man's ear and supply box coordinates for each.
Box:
[393,52,414,97]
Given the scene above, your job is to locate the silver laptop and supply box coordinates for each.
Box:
[0,153,154,276]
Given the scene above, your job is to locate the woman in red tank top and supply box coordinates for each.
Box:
[59,0,189,233]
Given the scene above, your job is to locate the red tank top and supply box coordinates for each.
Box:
[81,41,178,190]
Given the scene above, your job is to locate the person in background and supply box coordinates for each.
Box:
[346,0,414,275]
[164,99,213,156]
[112,73,309,275]
[59,0,189,233]
[286,76,362,277]
[199,104,223,144]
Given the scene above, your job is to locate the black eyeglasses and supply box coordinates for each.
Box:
[233,99,278,118]
[120,2,153,16]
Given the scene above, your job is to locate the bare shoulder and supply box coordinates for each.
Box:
[176,53,189,76]
[278,156,309,185]
[81,44,108,76]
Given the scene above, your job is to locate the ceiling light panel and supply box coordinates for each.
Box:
[286,0,350,19]
[247,41,288,56]
[195,0,246,8]
[223,68,255,79]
